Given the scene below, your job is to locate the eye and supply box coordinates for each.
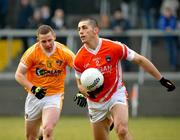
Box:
[41,40,46,43]
[48,39,52,42]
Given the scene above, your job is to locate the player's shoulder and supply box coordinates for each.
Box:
[101,38,126,52]
[75,45,86,57]
[102,38,124,47]
[74,45,85,63]
[55,41,75,56]
[22,43,38,57]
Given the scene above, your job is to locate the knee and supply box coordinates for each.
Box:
[115,124,128,138]
[43,124,54,138]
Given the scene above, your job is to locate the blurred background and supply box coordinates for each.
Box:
[0,0,180,118]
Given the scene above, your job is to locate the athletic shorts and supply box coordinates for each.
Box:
[25,93,63,121]
[87,86,127,123]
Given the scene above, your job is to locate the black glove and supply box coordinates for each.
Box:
[74,92,87,107]
[31,86,47,99]
[160,77,175,92]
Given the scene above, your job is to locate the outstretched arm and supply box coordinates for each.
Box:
[131,53,175,91]
[132,53,162,80]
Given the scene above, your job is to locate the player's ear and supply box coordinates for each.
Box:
[53,32,56,40]
[94,27,99,34]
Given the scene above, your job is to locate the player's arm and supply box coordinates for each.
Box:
[73,78,87,107]
[15,62,33,90]
[131,52,175,91]
[15,62,47,99]
[76,78,89,97]
[132,53,162,80]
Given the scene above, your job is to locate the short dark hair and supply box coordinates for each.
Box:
[79,17,99,28]
[37,25,55,37]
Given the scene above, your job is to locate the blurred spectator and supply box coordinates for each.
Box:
[40,5,51,25]
[110,8,131,71]
[28,8,42,29]
[160,0,179,17]
[28,8,42,45]
[110,8,130,34]
[99,14,110,29]
[51,8,66,30]
[158,7,178,71]
[0,0,8,28]
[120,0,130,20]
[51,8,67,44]
[138,0,162,29]
[16,0,34,29]
[16,0,34,52]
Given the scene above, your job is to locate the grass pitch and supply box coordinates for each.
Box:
[0,116,179,140]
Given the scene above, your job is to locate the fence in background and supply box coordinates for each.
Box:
[0,29,180,83]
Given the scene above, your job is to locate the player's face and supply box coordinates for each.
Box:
[38,32,56,52]
[78,21,97,44]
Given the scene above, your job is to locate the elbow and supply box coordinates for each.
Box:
[15,72,20,83]
[133,54,144,65]
[15,73,18,82]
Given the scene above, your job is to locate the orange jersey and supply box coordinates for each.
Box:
[21,41,75,96]
[73,38,135,102]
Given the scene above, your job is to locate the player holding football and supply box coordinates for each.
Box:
[15,25,75,140]
[73,18,175,140]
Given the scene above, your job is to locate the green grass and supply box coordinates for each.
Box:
[0,116,179,140]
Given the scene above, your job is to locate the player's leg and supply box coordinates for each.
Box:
[25,94,43,140]
[38,125,43,140]
[111,104,132,140]
[91,118,111,140]
[25,118,41,140]
[41,94,62,140]
[41,107,60,140]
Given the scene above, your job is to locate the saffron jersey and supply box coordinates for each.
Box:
[73,38,135,102]
[20,41,75,96]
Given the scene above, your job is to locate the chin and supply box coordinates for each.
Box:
[81,39,87,44]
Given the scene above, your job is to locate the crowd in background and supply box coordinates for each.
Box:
[0,0,180,71]
[0,0,180,30]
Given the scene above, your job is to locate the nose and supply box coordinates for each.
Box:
[79,28,83,35]
[45,41,51,46]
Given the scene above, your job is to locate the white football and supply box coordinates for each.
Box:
[80,68,104,91]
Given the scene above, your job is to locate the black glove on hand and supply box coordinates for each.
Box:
[160,77,176,92]
[31,86,47,99]
[74,92,87,107]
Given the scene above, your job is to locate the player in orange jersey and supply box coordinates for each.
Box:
[73,18,175,140]
[15,25,75,140]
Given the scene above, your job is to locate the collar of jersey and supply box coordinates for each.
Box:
[84,38,102,55]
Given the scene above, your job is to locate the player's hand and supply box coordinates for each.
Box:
[159,77,176,92]
[31,86,47,99]
[74,92,87,107]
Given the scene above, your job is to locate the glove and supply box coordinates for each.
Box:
[74,92,87,107]
[31,86,47,99]
[159,77,175,92]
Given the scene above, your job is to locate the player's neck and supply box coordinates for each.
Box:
[41,44,56,56]
[86,37,99,50]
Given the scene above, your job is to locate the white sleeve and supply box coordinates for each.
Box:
[114,41,135,61]
[19,62,28,68]
[126,47,135,61]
